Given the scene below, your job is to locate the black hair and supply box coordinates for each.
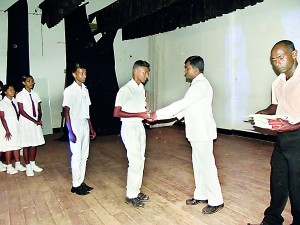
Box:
[72,63,86,73]
[274,40,295,52]
[185,55,204,73]
[0,80,3,90]
[21,75,33,82]
[132,60,150,70]
[1,84,14,98]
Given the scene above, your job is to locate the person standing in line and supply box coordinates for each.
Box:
[63,63,96,196]
[0,80,6,171]
[17,75,45,177]
[0,84,26,174]
[113,60,152,208]
[248,40,300,225]
[150,56,224,214]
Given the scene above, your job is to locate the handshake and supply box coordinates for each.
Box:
[142,111,157,123]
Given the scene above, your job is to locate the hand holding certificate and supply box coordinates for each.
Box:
[248,114,288,129]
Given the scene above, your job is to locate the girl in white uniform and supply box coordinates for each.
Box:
[16,75,45,176]
[0,84,26,174]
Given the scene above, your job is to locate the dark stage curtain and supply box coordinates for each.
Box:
[64,5,120,136]
[88,0,264,40]
[39,0,85,28]
[6,0,30,92]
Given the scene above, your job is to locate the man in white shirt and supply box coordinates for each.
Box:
[114,60,151,207]
[151,56,224,214]
[63,64,96,195]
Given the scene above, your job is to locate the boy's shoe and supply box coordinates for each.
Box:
[137,192,149,201]
[202,203,224,214]
[7,166,18,175]
[125,197,144,207]
[15,163,26,172]
[81,182,93,191]
[71,186,90,195]
[31,164,43,172]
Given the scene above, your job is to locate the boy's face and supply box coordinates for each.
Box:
[73,68,87,85]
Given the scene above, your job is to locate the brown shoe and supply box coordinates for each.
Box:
[202,203,224,214]
[186,198,208,205]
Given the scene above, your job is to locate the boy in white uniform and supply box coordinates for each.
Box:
[113,60,151,207]
[63,64,96,195]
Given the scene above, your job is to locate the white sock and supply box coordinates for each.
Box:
[26,164,31,169]
[7,164,13,168]
[15,161,21,166]
[30,161,36,167]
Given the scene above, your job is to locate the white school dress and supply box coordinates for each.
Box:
[0,97,21,151]
[16,88,45,147]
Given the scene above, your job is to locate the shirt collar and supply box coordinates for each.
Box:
[72,81,87,90]
[191,73,204,84]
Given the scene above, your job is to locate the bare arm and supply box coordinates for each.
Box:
[0,111,11,140]
[37,102,42,123]
[18,102,42,125]
[64,106,76,143]
[256,104,277,115]
[87,118,96,140]
[113,106,150,119]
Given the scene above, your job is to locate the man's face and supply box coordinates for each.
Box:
[271,44,297,74]
[184,62,199,81]
[73,68,87,84]
[134,66,149,84]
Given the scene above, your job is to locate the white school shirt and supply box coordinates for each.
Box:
[16,88,41,119]
[62,81,91,120]
[0,96,20,151]
[115,79,146,123]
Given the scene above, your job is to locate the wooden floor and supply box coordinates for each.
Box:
[0,126,292,225]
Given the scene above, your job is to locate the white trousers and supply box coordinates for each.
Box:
[69,119,90,187]
[190,140,224,206]
[121,122,146,198]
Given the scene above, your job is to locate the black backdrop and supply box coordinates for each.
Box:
[6,0,30,92]
[64,5,120,135]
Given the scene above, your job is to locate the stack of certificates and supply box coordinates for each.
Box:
[248,114,288,129]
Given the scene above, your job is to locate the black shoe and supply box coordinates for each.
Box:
[125,197,144,207]
[186,198,208,205]
[137,192,149,201]
[81,182,93,191]
[71,186,90,195]
[202,203,224,214]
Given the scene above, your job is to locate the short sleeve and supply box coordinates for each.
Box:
[115,87,127,107]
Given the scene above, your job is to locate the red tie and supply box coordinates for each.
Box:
[11,101,19,120]
[29,94,37,117]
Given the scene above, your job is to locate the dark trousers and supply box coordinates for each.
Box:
[263,129,300,225]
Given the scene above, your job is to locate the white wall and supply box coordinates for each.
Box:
[147,0,300,132]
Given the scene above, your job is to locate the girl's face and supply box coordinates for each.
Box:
[5,86,15,99]
[23,76,35,90]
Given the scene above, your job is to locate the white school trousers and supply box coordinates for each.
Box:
[121,121,146,198]
[69,119,90,187]
[190,140,224,206]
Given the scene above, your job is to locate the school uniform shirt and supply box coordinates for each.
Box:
[62,81,91,120]
[16,88,45,147]
[115,79,147,123]
[156,73,217,142]
[0,97,21,151]
[272,65,300,124]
